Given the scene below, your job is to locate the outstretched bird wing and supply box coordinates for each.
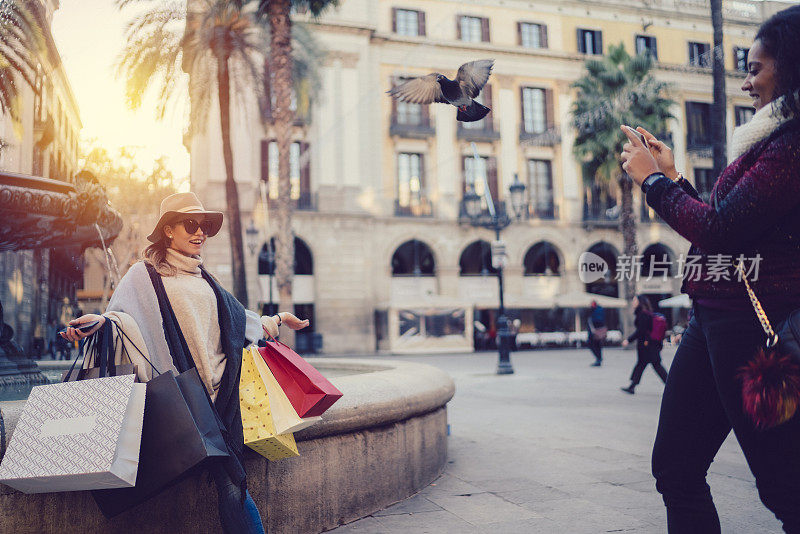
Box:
[386,73,446,104]
[455,59,494,98]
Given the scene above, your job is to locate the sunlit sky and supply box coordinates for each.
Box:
[52,0,190,185]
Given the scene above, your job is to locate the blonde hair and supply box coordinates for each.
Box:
[142,240,178,277]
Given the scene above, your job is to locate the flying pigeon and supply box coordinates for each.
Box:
[387,59,495,122]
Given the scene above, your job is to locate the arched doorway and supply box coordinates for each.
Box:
[459,240,497,276]
[523,241,561,276]
[391,239,436,276]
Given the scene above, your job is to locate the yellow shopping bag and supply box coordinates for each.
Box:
[249,346,322,435]
[240,348,299,460]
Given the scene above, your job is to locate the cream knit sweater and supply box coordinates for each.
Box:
[162,249,226,400]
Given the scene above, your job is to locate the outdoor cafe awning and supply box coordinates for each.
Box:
[658,294,692,308]
[553,291,628,309]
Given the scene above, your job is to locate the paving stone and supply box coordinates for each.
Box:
[372,510,480,534]
[587,468,655,486]
[426,492,540,526]
[373,495,442,516]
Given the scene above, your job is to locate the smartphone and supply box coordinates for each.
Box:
[624,126,649,148]
[59,320,101,335]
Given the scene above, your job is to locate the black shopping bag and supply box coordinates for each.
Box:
[91,367,228,517]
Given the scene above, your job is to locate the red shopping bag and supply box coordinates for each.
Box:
[257,340,342,417]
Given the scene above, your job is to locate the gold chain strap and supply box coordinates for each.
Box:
[735,260,778,347]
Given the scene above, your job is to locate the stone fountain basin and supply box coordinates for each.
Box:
[0,358,455,534]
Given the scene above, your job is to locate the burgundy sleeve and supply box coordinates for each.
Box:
[645,136,800,252]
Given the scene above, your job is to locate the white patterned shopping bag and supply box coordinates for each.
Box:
[0,374,146,493]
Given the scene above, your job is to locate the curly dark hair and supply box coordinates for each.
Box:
[755,5,800,119]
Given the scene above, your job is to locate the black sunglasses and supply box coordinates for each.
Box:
[180,218,215,235]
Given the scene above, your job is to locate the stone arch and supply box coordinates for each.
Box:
[391,239,436,276]
[585,241,620,297]
[523,241,562,276]
[641,242,675,278]
[459,240,497,276]
[258,236,313,275]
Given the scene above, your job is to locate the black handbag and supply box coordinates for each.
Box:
[62,320,137,382]
[736,261,800,429]
[91,328,228,518]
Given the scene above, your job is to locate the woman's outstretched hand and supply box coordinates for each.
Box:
[620,125,660,185]
[60,314,105,342]
[635,126,678,180]
[281,313,310,330]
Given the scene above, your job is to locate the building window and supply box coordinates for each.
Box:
[463,155,498,211]
[391,240,435,276]
[689,42,711,67]
[458,15,489,43]
[733,47,749,73]
[519,22,547,49]
[459,240,497,275]
[397,153,430,216]
[693,168,714,203]
[524,242,561,275]
[577,29,603,55]
[262,141,311,205]
[635,35,658,59]
[396,101,422,125]
[528,160,555,219]
[522,87,547,134]
[393,8,425,37]
[686,102,711,148]
[735,105,755,126]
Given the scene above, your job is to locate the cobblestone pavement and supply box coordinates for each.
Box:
[328,346,782,534]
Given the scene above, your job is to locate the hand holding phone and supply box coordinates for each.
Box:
[59,320,100,336]
[624,125,649,148]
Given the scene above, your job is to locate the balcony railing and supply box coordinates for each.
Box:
[394,198,433,217]
[687,136,712,157]
[457,120,501,142]
[527,203,559,220]
[519,125,561,147]
[583,202,619,228]
[389,117,435,139]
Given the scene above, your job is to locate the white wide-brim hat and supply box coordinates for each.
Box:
[146,192,223,243]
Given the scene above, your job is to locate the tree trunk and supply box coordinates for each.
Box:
[618,172,637,338]
[216,50,248,307]
[711,0,728,179]
[268,0,296,347]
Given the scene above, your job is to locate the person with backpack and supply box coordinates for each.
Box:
[620,295,668,394]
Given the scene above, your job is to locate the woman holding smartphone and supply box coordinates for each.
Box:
[620,6,800,532]
[61,192,308,533]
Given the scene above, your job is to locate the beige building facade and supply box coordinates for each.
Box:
[188,0,784,354]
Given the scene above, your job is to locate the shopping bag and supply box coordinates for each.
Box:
[240,348,299,460]
[91,367,229,517]
[258,338,343,418]
[247,347,321,435]
[0,373,146,493]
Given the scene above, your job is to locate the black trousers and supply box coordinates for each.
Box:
[652,304,800,533]
[588,336,603,362]
[630,344,668,385]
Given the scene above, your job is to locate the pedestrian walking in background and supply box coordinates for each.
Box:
[587,300,606,366]
[620,6,800,530]
[61,192,308,533]
[620,295,668,393]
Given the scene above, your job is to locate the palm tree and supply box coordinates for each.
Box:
[119,0,281,308]
[0,0,45,152]
[710,0,728,179]
[570,44,674,310]
[258,0,336,344]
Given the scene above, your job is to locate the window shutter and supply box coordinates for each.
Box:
[481,17,490,42]
[652,38,658,61]
[419,11,426,36]
[260,140,269,182]
[540,24,548,48]
[545,88,554,129]
[456,15,462,40]
[488,157,499,206]
[461,156,467,195]
[421,103,430,126]
[392,8,397,33]
[419,153,426,194]
[517,22,522,46]
[596,31,603,55]
[577,29,584,53]
[483,84,493,112]
[391,76,398,124]
[520,87,526,131]
[300,142,311,195]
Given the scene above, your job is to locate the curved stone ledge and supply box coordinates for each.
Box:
[0,359,455,534]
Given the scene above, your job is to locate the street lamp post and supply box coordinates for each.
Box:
[462,173,527,375]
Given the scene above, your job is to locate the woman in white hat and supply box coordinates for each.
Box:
[62,192,307,533]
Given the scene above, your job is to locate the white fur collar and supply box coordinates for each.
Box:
[729,97,791,161]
